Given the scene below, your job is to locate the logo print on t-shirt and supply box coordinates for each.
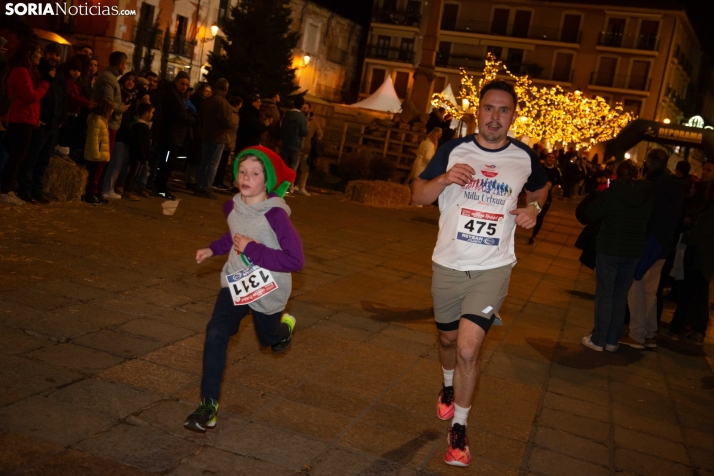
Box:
[481,164,499,178]
[462,178,513,197]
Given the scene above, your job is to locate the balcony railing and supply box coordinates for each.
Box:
[435,55,572,82]
[597,32,659,51]
[672,46,693,76]
[326,46,349,66]
[170,36,195,59]
[442,20,580,44]
[366,45,415,63]
[372,8,421,27]
[589,72,651,91]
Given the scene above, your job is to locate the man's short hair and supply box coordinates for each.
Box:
[267,91,279,100]
[44,42,62,55]
[77,44,92,52]
[174,71,190,83]
[293,96,305,109]
[215,78,229,92]
[229,96,243,108]
[479,80,518,107]
[108,51,128,66]
[137,102,154,116]
[146,71,158,79]
[646,148,668,174]
[676,160,691,176]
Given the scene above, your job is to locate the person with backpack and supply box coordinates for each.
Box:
[0,40,50,206]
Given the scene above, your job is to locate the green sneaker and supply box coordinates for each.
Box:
[184,397,218,431]
[271,313,295,354]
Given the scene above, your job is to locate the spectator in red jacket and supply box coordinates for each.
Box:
[0,40,50,206]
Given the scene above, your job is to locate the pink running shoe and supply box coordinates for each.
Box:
[436,385,455,420]
[444,423,470,467]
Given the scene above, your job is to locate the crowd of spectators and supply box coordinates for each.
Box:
[0,41,323,205]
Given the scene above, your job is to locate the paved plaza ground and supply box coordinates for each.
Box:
[1,188,714,476]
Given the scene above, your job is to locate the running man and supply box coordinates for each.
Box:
[412,80,548,467]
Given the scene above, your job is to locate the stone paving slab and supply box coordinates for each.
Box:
[2,193,714,475]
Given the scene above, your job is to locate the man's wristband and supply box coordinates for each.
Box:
[527,201,542,214]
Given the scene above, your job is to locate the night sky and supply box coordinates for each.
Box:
[311,0,713,56]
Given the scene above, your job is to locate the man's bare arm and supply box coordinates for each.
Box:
[509,185,549,229]
[412,163,475,205]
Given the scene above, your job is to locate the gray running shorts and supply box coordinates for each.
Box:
[431,262,512,332]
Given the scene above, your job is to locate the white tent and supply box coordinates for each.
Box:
[441,83,457,106]
[350,76,403,113]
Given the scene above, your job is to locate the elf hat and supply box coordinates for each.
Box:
[234,146,296,198]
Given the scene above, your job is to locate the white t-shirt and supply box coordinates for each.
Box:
[420,136,547,271]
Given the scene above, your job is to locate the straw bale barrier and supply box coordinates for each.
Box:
[43,156,87,202]
[345,180,411,207]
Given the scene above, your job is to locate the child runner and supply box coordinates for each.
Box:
[184,145,304,432]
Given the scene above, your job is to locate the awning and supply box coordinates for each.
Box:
[33,29,72,46]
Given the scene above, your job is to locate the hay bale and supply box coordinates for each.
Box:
[43,155,88,202]
[345,180,411,207]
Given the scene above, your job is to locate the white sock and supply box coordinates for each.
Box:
[452,404,471,427]
[443,367,454,387]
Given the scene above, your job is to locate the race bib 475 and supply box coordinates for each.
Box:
[455,208,504,246]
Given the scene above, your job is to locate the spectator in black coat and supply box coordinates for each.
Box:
[580,160,652,352]
[235,94,270,153]
[666,181,714,344]
[152,72,195,199]
[123,102,154,200]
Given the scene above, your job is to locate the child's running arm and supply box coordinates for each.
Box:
[243,208,304,272]
[208,232,232,256]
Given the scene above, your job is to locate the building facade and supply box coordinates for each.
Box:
[361,0,706,129]
[288,0,364,103]
[14,0,362,103]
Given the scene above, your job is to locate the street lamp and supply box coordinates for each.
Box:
[624,152,631,159]
[663,118,671,124]
[201,23,219,43]
[303,54,311,67]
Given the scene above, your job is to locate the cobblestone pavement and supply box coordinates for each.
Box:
[1,190,713,476]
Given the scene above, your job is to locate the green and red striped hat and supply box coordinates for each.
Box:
[234,146,296,198]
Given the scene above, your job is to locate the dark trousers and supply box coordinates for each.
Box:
[200,287,289,400]
[531,199,552,239]
[58,115,87,161]
[123,155,145,194]
[0,123,34,194]
[154,143,181,193]
[85,161,107,195]
[213,148,231,187]
[17,125,59,197]
[592,253,639,347]
[669,267,710,335]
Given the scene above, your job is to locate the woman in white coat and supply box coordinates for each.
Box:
[408,127,442,183]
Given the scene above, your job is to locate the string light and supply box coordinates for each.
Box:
[431,53,636,147]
